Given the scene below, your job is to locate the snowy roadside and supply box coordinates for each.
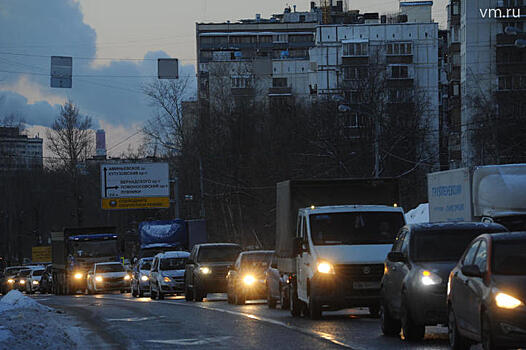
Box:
[0,290,91,350]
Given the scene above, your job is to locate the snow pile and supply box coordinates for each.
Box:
[0,291,88,349]
[0,290,51,312]
[405,203,429,224]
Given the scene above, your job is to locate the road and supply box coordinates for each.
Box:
[31,292,458,350]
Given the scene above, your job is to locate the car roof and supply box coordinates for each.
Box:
[197,243,240,248]
[139,257,153,262]
[240,250,274,256]
[488,231,526,242]
[95,262,123,266]
[154,251,190,259]
[406,222,507,234]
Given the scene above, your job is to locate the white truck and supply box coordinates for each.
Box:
[276,179,406,319]
[427,164,526,231]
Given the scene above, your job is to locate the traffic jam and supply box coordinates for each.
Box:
[1,165,526,349]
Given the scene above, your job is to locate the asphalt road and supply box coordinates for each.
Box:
[29,292,465,350]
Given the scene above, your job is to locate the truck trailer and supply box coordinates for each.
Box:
[51,226,121,295]
[428,164,526,230]
[275,179,406,319]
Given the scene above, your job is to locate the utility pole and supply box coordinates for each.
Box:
[199,156,205,218]
[374,115,380,178]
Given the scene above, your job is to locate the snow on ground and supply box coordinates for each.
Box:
[405,203,429,224]
[0,291,88,350]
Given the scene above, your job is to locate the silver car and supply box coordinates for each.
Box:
[149,251,189,300]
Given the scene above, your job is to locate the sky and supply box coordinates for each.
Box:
[0,0,447,158]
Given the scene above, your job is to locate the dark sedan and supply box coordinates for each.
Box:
[381,222,507,341]
[448,232,526,350]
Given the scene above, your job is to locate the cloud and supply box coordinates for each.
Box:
[0,0,196,155]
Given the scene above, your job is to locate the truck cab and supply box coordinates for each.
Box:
[292,205,406,319]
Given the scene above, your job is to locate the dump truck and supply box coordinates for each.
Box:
[428,164,526,231]
[275,178,406,319]
[51,226,122,295]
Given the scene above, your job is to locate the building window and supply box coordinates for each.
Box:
[386,42,412,55]
[273,34,288,43]
[288,34,313,43]
[343,66,368,80]
[452,3,460,15]
[390,65,409,79]
[388,88,413,102]
[343,42,368,56]
[259,35,272,43]
[231,75,253,88]
[498,76,512,90]
[272,78,287,87]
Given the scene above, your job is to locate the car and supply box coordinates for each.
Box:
[149,251,189,300]
[265,254,290,309]
[25,268,45,294]
[15,269,32,292]
[86,262,131,294]
[448,232,526,350]
[0,266,26,295]
[380,222,507,341]
[131,257,153,298]
[185,243,241,302]
[226,250,274,305]
[39,265,53,294]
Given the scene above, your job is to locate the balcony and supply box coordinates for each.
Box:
[268,87,292,96]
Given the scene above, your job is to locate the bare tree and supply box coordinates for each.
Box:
[46,100,93,225]
[46,100,93,173]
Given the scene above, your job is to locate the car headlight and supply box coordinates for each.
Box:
[32,280,39,285]
[141,275,149,282]
[124,274,131,281]
[317,261,335,274]
[74,273,83,280]
[495,292,522,309]
[421,270,442,286]
[7,279,14,284]
[95,276,103,282]
[163,276,171,283]
[200,267,211,274]
[243,275,256,285]
[20,280,26,285]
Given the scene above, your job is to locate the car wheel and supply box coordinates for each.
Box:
[448,306,470,350]
[369,304,380,318]
[158,284,165,300]
[185,283,193,301]
[193,284,204,302]
[380,302,401,337]
[308,298,322,320]
[235,292,245,305]
[150,284,157,300]
[482,311,497,350]
[401,298,425,341]
[289,285,301,317]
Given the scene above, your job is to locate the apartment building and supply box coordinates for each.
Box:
[0,127,43,171]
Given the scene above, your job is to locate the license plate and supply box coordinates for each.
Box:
[353,281,380,290]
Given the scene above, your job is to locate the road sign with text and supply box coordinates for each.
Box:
[100,163,169,210]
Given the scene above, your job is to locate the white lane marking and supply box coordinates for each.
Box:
[106,316,166,322]
[145,336,231,346]
[102,296,358,349]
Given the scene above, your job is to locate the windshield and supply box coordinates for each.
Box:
[140,262,152,271]
[412,230,484,262]
[494,216,526,232]
[198,246,241,263]
[310,212,405,245]
[493,240,526,275]
[19,270,31,277]
[241,253,273,269]
[160,258,187,270]
[33,270,44,276]
[70,240,119,258]
[6,267,23,276]
[96,264,125,273]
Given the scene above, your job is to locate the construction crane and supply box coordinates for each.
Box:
[320,0,331,24]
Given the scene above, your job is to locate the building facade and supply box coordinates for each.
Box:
[0,127,43,171]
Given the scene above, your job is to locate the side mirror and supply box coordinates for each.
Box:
[293,237,303,256]
[387,251,407,263]
[461,264,483,278]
